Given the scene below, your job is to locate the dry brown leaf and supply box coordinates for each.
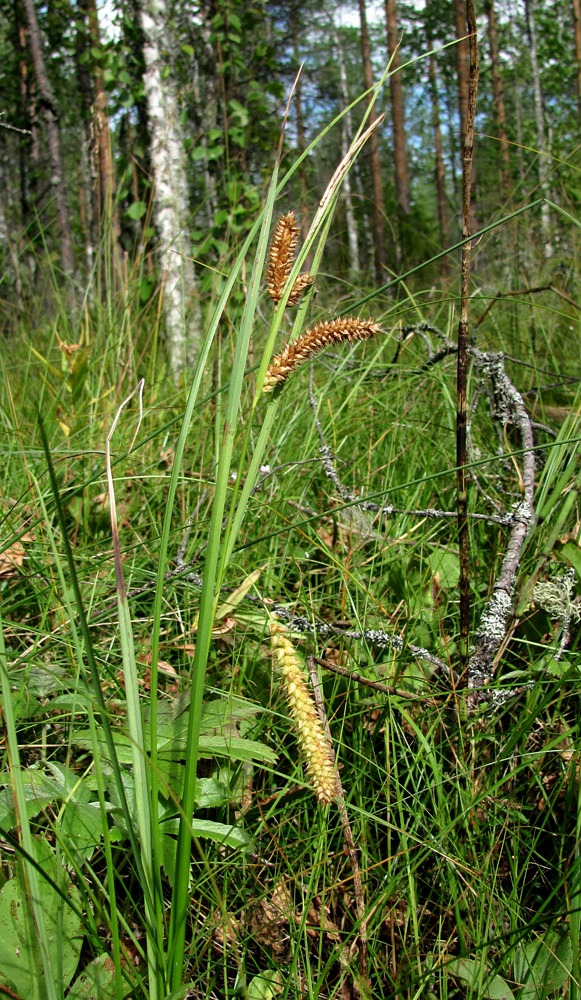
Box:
[0,540,27,578]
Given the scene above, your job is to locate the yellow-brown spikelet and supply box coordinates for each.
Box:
[286,272,315,306]
[263,316,382,392]
[267,212,299,303]
[269,620,338,805]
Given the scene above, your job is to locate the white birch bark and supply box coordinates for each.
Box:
[140,0,201,376]
[333,22,361,278]
[524,0,553,259]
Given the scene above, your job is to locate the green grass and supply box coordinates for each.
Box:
[0,120,580,999]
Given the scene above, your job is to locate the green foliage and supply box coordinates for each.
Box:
[0,840,83,999]
[0,10,580,992]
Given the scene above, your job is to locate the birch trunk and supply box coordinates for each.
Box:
[334,23,361,278]
[524,0,553,258]
[140,0,202,376]
[427,46,450,272]
[359,0,386,284]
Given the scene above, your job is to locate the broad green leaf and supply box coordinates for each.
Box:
[513,929,573,998]
[66,954,134,999]
[125,201,147,221]
[0,840,83,999]
[246,970,283,998]
[447,958,516,999]
[557,541,581,579]
[160,819,253,883]
[60,800,104,865]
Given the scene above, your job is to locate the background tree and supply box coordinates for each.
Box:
[385,0,410,260]
[574,0,581,119]
[359,0,386,283]
[22,0,74,279]
[0,0,578,339]
[524,0,553,258]
[484,0,511,198]
[139,0,201,374]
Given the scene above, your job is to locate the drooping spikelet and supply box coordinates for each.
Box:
[267,212,300,303]
[286,272,315,306]
[269,619,338,805]
[263,317,382,392]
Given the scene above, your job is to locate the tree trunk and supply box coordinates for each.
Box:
[23,0,74,278]
[334,23,361,278]
[86,0,123,286]
[359,0,386,284]
[79,0,120,259]
[290,2,309,240]
[428,46,450,271]
[14,2,30,227]
[454,0,469,143]
[140,0,202,376]
[454,0,477,233]
[572,0,581,121]
[485,0,510,197]
[524,0,553,258]
[385,0,410,255]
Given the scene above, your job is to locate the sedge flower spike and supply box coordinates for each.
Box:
[263,316,382,392]
[267,212,299,303]
[269,619,338,805]
[267,212,314,306]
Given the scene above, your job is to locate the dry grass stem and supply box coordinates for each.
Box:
[269,619,339,804]
[263,317,382,392]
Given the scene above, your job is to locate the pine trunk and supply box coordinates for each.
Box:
[83,0,119,243]
[14,3,30,226]
[290,2,309,239]
[140,0,202,375]
[454,0,469,142]
[359,0,386,284]
[485,0,511,196]
[385,0,410,246]
[454,0,478,233]
[23,0,74,278]
[572,0,581,121]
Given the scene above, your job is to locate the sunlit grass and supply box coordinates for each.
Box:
[0,109,579,1000]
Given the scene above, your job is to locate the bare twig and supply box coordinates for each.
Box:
[467,350,536,699]
[313,657,441,701]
